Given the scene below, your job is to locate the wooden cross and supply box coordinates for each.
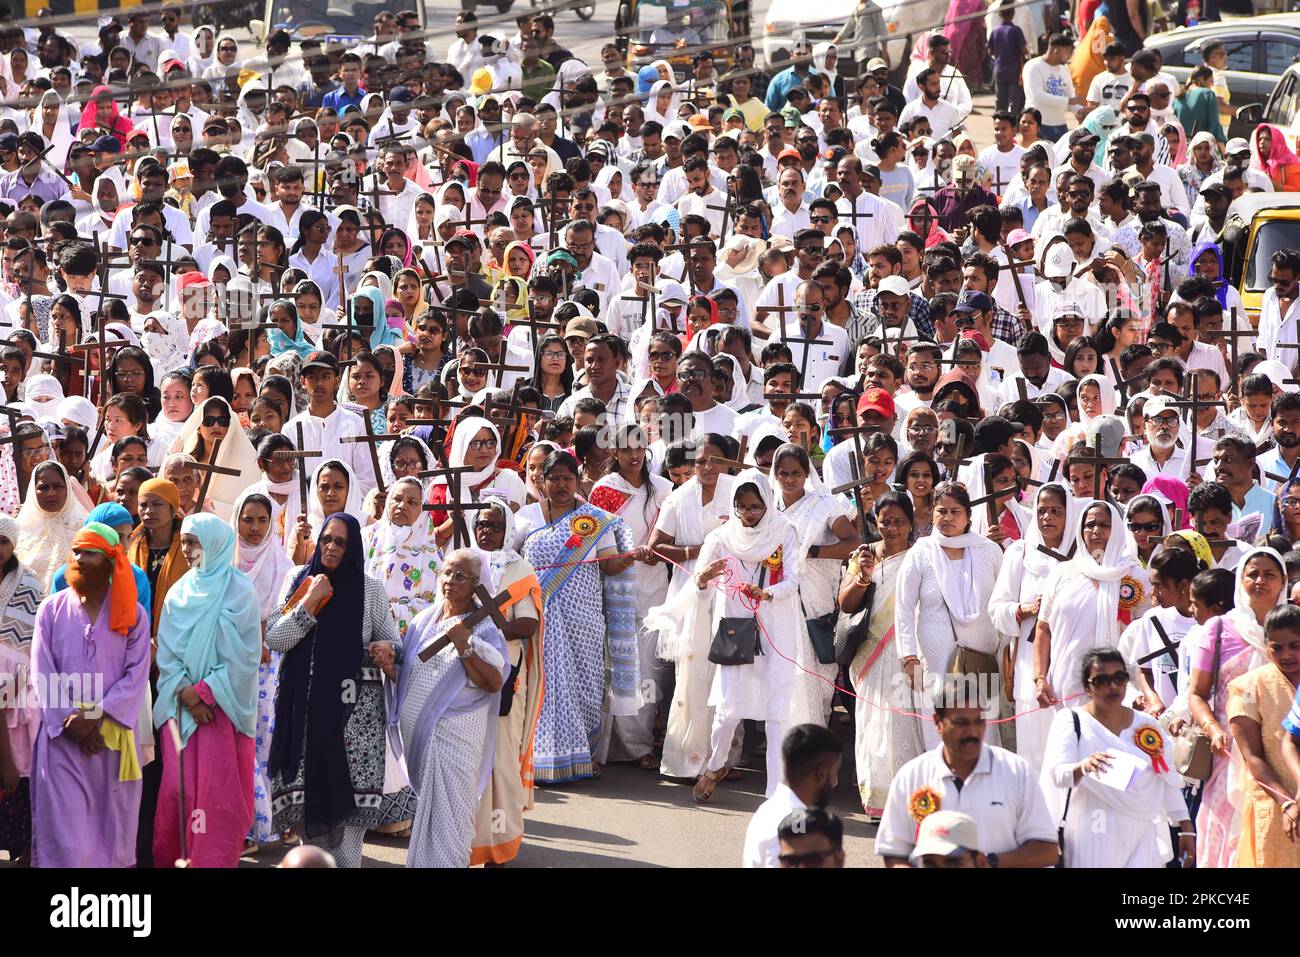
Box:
[416,584,512,662]
[272,422,324,518]
[1107,356,1147,406]
[837,195,875,239]
[1035,541,1078,563]
[364,169,406,225]
[1000,242,1030,316]
[968,458,1021,532]
[190,437,241,511]
[774,284,832,390]
[621,275,666,333]
[32,326,85,395]
[482,381,534,460]
[68,309,116,405]
[1212,309,1254,396]
[829,421,883,544]
[1136,617,1180,669]
[337,412,399,498]
[704,181,743,240]
[935,429,974,481]
[1157,370,1226,481]
[1066,436,1129,501]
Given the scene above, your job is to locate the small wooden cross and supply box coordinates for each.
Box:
[190,437,242,510]
[416,584,513,662]
[337,412,397,498]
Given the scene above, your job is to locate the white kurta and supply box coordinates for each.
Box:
[1041,707,1189,868]
[894,542,1003,748]
[988,539,1060,774]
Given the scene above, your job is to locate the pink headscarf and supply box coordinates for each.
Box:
[1142,474,1190,529]
[1162,123,1187,167]
[908,197,950,249]
[1253,124,1300,182]
[79,85,134,141]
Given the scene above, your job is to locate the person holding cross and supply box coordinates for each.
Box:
[265,512,400,868]
[281,350,377,501]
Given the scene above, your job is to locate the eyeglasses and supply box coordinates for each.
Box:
[677,369,708,380]
[475,520,507,533]
[735,503,766,515]
[799,246,825,257]
[115,369,145,381]
[648,350,675,362]
[907,424,937,435]
[1127,520,1161,533]
[467,438,498,451]
[1284,498,1300,509]
[319,534,347,549]
[1088,672,1130,689]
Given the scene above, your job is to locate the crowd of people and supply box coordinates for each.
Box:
[0,0,1298,870]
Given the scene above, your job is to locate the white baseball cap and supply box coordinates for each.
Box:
[909,811,980,862]
[878,275,911,297]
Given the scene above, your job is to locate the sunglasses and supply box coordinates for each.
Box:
[1127,520,1161,533]
[319,534,347,549]
[202,415,231,428]
[1088,672,1130,689]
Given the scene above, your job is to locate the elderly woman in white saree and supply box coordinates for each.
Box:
[1041,647,1194,868]
[390,550,509,868]
[769,443,858,727]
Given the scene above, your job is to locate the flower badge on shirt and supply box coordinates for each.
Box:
[566,514,599,548]
[763,545,784,584]
[908,785,941,824]
[1117,575,1144,625]
[1134,726,1169,774]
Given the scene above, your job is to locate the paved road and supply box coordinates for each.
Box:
[237,711,884,868]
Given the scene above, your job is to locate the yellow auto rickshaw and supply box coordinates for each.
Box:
[615,0,751,82]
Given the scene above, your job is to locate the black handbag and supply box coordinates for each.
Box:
[708,566,766,666]
[833,580,876,668]
[802,594,839,666]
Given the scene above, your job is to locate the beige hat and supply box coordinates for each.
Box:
[767,234,794,254]
[866,57,888,73]
[564,317,599,340]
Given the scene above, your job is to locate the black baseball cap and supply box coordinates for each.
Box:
[302,350,339,372]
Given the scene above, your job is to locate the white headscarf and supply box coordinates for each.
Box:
[188,25,216,75]
[1068,499,1143,647]
[169,395,262,521]
[15,461,90,591]
[1021,482,1080,580]
[911,499,1005,625]
[229,488,294,620]
[479,495,523,580]
[1224,545,1288,655]
[34,90,74,171]
[435,419,503,496]
[307,458,364,533]
[644,78,682,128]
[716,472,795,566]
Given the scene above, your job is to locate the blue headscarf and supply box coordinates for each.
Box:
[266,298,315,359]
[636,64,660,97]
[1188,241,1229,310]
[269,511,367,837]
[353,286,402,350]
[153,513,262,744]
[87,502,133,527]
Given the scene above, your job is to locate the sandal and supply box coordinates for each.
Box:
[637,752,658,770]
[280,828,299,847]
[693,765,729,803]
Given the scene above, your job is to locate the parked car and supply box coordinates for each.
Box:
[1218,192,1300,321]
[762,0,949,81]
[1142,14,1300,140]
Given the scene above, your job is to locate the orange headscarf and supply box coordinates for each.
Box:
[70,522,139,636]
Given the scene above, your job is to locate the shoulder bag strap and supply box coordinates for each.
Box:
[1062,709,1082,825]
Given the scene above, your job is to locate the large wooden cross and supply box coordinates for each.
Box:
[1065,435,1129,501]
[1156,370,1226,482]
[416,584,512,662]
[272,422,324,520]
[829,421,884,544]
[968,457,1021,532]
[190,437,241,511]
[338,412,403,499]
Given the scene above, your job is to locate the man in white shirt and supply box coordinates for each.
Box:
[1128,132,1189,213]
[784,280,849,389]
[1022,33,1084,140]
[770,166,811,237]
[1131,394,1191,482]
[899,69,962,141]
[876,677,1058,867]
[1086,42,1133,111]
[977,111,1025,200]
[446,11,485,82]
[1255,248,1300,372]
[282,351,378,497]
[901,34,972,120]
[565,220,620,313]
[367,145,424,232]
[679,351,738,439]
[742,724,842,867]
[120,11,164,73]
[675,155,728,239]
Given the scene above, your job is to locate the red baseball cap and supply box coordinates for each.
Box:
[857,387,895,419]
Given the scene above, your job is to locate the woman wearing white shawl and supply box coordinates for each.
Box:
[645,440,737,778]
[228,489,295,845]
[188,25,216,76]
[168,395,261,521]
[75,167,126,243]
[894,481,1004,748]
[769,443,857,726]
[1040,644,1192,867]
[643,78,682,128]
[201,33,242,96]
[15,461,90,591]
[687,475,803,800]
[963,452,1031,540]
[627,279,689,379]
[304,458,364,546]
[812,43,840,97]
[31,90,73,171]
[989,483,1080,773]
[1034,499,1152,713]
[428,419,527,548]
[1052,372,1117,463]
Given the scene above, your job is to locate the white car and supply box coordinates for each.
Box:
[762,0,950,76]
